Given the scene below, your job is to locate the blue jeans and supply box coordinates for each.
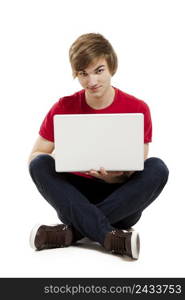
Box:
[29,155,169,245]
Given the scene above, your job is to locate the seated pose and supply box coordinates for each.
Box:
[28,33,169,260]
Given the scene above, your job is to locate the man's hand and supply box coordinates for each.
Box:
[85,167,134,184]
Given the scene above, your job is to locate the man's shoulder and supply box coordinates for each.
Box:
[116,87,150,110]
[45,90,84,116]
[56,89,84,113]
[59,89,84,104]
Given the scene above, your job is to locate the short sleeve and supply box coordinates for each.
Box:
[142,102,152,143]
[39,100,63,142]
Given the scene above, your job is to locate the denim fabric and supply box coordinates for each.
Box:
[29,155,169,245]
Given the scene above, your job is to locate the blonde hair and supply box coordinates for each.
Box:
[69,33,118,78]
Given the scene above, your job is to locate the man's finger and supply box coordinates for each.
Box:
[99,167,107,176]
[89,169,100,177]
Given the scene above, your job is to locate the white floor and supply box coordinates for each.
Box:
[1,169,184,278]
[1,0,185,280]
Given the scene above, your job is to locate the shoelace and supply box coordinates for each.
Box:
[111,230,127,254]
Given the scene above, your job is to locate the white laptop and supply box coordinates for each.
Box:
[54,113,144,172]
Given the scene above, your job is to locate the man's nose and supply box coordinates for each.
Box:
[87,75,98,87]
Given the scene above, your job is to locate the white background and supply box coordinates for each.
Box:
[0,0,185,277]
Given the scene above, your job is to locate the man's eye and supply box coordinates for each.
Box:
[96,68,104,74]
[79,72,87,77]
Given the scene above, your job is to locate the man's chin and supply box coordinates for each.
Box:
[86,86,104,97]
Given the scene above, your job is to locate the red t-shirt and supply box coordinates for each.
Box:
[39,87,152,178]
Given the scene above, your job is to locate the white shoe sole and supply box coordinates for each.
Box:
[130,231,140,259]
[29,223,42,250]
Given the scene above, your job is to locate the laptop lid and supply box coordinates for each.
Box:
[54,113,144,172]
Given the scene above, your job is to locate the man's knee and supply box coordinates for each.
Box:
[145,157,169,182]
[29,154,54,177]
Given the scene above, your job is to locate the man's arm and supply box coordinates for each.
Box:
[28,136,54,165]
[144,143,149,161]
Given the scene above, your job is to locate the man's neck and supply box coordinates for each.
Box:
[85,86,115,110]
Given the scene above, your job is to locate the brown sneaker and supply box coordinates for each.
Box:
[104,229,140,259]
[29,224,74,250]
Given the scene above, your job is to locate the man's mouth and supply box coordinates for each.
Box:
[88,86,101,91]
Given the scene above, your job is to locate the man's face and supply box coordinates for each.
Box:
[77,57,112,97]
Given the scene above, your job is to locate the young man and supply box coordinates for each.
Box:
[28,33,169,260]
